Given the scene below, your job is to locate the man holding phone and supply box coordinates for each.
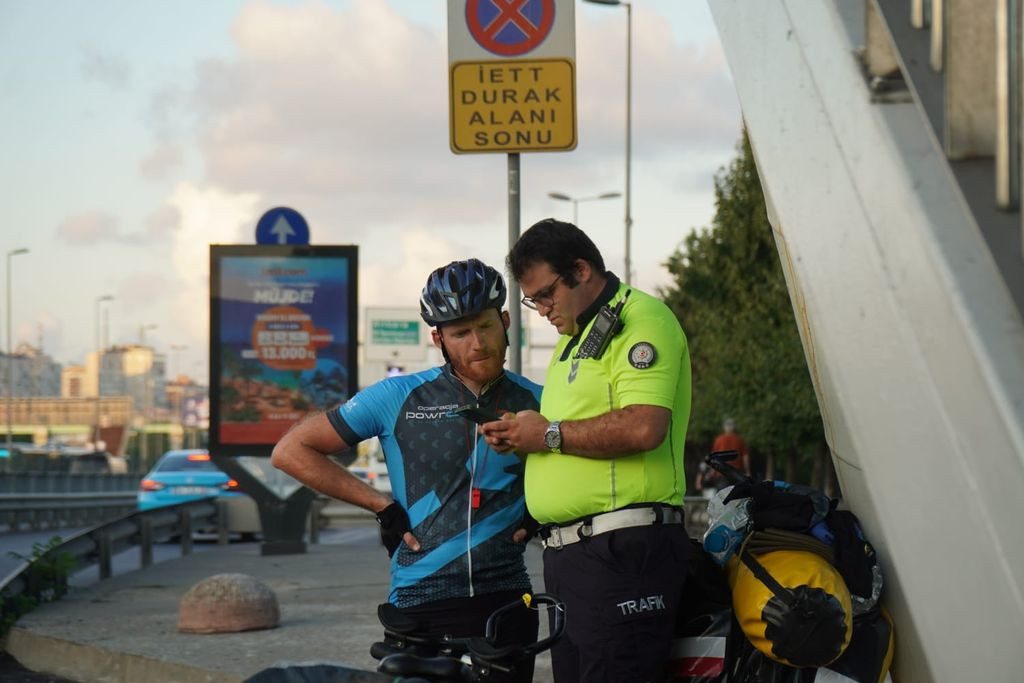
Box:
[272,259,541,680]
[482,219,692,683]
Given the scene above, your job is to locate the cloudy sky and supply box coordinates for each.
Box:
[1,0,741,381]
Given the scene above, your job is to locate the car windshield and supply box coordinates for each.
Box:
[155,453,220,472]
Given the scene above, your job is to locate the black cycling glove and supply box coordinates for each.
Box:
[376,502,411,558]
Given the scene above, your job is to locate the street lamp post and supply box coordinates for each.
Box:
[169,344,188,445]
[93,295,113,446]
[169,344,188,381]
[6,247,29,462]
[547,191,622,226]
[139,323,158,345]
[137,324,158,469]
[584,0,632,283]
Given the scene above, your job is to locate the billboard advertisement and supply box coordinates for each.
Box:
[210,245,358,455]
[181,395,210,429]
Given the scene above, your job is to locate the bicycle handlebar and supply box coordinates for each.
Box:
[375,592,566,682]
[484,592,564,659]
[705,450,748,486]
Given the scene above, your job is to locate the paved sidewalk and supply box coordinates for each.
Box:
[4,520,550,683]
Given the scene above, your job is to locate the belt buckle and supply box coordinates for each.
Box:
[545,525,564,550]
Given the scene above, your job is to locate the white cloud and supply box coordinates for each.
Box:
[56,210,121,246]
[360,228,461,310]
[80,44,132,90]
[138,0,741,374]
[139,143,184,180]
[114,272,169,322]
[56,208,176,247]
[16,312,61,355]
[144,204,182,239]
[165,181,261,372]
[170,0,739,244]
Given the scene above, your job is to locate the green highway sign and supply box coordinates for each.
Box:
[371,320,420,345]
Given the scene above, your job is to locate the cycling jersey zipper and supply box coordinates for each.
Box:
[467,435,478,597]
[453,370,503,601]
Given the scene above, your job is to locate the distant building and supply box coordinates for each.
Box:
[0,343,61,397]
[165,375,208,427]
[62,364,91,398]
[99,345,167,418]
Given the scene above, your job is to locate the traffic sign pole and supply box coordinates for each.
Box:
[508,152,521,375]
[448,0,576,375]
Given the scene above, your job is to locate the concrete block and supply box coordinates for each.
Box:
[178,573,279,634]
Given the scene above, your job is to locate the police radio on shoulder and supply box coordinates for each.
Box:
[576,290,631,360]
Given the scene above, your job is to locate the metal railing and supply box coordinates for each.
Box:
[0,491,137,531]
[0,498,223,621]
[0,472,143,530]
[0,472,140,494]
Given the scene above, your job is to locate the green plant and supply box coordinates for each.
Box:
[661,131,826,483]
[1,536,77,637]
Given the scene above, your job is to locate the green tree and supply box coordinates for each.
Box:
[662,132,826,484]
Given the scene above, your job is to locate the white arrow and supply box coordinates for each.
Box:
[270,215,296,244]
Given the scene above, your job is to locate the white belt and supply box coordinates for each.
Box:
[540,506,683,550]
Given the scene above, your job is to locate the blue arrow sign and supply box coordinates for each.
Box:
[255,207,310,245]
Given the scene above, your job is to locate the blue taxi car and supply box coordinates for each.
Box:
[138,449,244,510]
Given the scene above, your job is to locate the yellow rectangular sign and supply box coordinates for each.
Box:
[449,58,577,154]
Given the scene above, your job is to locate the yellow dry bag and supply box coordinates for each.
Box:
[728,547,853,668]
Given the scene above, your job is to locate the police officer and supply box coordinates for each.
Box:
[272,259,541,682]
[484,219,692,682]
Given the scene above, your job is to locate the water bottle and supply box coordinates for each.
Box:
[703,486,751,565]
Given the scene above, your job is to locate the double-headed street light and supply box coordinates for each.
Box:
[584,0,632,283]
[547,191,622,226]
[139,323,158,344]
[94,294,113,445]
[6,247,29,462]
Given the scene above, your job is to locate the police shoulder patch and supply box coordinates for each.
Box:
[628,342,656,369]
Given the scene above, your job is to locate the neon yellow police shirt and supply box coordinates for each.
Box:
[525,282,691,524]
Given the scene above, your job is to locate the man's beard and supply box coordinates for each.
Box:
[457,354,506,384]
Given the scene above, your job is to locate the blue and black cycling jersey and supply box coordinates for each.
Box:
[328,364,542,608]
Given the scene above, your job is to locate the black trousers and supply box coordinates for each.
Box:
[399,589,540,682]
[543,523,690,683]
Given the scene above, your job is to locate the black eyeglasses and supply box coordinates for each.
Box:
[521,275,562,310]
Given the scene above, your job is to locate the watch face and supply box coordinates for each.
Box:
[544,424,561,449]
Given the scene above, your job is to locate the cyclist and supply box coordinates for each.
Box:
[271,258,541,682]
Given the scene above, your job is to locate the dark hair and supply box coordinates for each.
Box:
[506,218,606,286]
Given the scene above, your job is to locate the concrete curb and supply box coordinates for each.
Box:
[6,630,243,683]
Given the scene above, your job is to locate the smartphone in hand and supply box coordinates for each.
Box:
[454,404,503,424]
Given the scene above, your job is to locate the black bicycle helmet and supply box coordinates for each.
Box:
[420,259,507,326]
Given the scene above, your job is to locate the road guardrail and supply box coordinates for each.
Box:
[0,498,225,632]
[0,492,138,532]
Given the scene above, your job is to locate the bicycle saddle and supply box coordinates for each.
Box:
[377,602,421,634]
[377,653,469,681]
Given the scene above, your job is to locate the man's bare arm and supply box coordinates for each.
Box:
[482,405,670,459]
[271,412,420,551]
[271,412,389,512]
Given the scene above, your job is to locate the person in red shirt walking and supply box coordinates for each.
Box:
[697,418,750,495]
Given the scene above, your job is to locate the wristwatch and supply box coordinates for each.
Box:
[544,421,563,454]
